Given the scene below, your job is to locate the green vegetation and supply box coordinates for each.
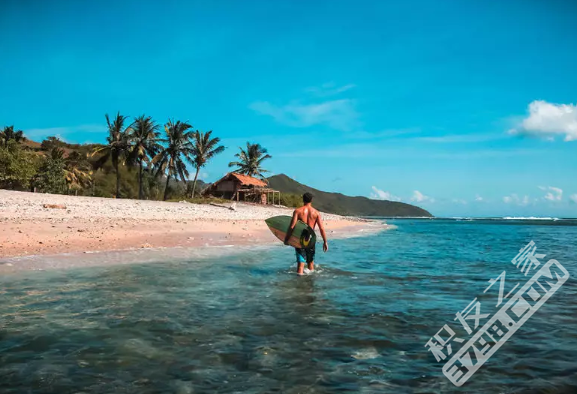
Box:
[228,142,272,179]
[34,148,68,194]
[190,131,225,198]
[0,117,219,202]
[0,140,40,190]
[128,115,161,200]
[1,126,26,147]
[152,120,196,201]
[268,174,433,217]
[279,193,303,208]
[92,113,133,198]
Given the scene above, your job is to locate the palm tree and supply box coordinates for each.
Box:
[152,120,195,201]
[1,125,25,147]
[190,130,225,198]
[228,142,272,179]
[128,115,161,200]
[64,151,93,194]
[92,113,133,198]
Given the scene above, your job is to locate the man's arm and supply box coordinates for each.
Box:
[284,211,299,245]
[317,213,329,252]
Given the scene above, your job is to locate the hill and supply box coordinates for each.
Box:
[267,174,433,217]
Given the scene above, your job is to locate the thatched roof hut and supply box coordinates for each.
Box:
[203,172,280,204]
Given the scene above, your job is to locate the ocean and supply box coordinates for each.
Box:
[0,218,576,393]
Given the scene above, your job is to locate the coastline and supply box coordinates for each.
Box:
[0,190,391,273]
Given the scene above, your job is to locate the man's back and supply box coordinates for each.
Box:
[293,205,320,229]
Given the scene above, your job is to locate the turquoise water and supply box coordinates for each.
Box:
[1,219,576,393]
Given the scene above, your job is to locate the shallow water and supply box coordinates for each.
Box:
[1,219,576,393]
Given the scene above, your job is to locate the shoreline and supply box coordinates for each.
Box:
[0,189,391,273]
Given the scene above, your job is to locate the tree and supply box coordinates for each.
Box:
[64,151,93,194]
[92,113,133,198]
[1,125,25,147]
[128,115,161,199]
[152,120,195,201]
[34,148,67,194]
[228,142,272,179]
[41,136,63,151]
[190,130,225,198]
[0,140,39,190]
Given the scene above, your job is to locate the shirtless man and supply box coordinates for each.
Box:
[284,192,329,275]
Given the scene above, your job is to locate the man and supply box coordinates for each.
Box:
[284,192,329,275]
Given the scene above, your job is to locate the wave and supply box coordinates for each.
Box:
[502,216,558,220]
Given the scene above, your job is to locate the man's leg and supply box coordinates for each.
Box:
[306,246,316,272]
[295,248,306,275]
[297,263,305,275]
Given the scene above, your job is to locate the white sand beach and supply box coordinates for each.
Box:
[0,190,387,270]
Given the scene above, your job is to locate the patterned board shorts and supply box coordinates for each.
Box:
[295,245,315,264]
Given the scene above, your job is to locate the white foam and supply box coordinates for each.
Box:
[502,216,558,220]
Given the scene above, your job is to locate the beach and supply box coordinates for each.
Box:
[0,190,385,269]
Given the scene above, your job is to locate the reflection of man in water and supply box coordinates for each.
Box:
[284,192,329,275]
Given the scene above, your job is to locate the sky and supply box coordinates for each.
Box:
[1,0,576,217]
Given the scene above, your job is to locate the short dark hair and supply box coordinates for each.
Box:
[303,192,313,203]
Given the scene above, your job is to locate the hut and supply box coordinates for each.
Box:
[203,172,281,205]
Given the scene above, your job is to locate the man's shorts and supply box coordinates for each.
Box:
[295,245,315,264]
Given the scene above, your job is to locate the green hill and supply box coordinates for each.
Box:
[267,174,433,217]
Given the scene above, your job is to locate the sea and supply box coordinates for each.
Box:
[0,218,576,393]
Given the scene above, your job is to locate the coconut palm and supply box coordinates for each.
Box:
[190,130,225,198]
[152,120,195,201]
[92,113,133,198]
[64,151,93,194]
[128,115,161,199]
[1,125,25,147]
[228,142,272,179]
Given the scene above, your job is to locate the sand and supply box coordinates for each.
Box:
[0,190,388,271]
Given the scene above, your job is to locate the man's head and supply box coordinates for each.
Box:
[303,192,313,204]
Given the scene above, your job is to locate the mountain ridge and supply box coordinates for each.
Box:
[267,174,433,217]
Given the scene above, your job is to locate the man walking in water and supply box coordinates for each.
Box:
[284,192,329,275]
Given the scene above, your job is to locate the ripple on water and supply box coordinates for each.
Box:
[0,219,576,392]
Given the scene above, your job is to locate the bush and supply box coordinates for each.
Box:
[34,154,67,194]
[0,141,40,190]
[279,193,303,208]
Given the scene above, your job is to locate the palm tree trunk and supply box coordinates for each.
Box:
[115,162,120,198]
[163,173,171,201]
[138,160,144,200]
[191,167,200,198]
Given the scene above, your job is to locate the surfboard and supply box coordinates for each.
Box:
[265,215,317,249]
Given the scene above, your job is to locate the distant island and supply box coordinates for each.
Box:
[267,174,433,217]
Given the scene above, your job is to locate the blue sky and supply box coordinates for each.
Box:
[1,0,576,217]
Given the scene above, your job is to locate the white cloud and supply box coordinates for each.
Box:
[305,82,356,97]
[508,100,577,141]
[452,198,467,205]
[475,195,484,202]
[25,124,105,139]
[539,186,563,201]
[411,190,434,203]
[370,186,401,201]
[415,133,508,143]
[23,124,107,144]
[570,194,577,204]
[503,194,530,206]
[250,99,359,131]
